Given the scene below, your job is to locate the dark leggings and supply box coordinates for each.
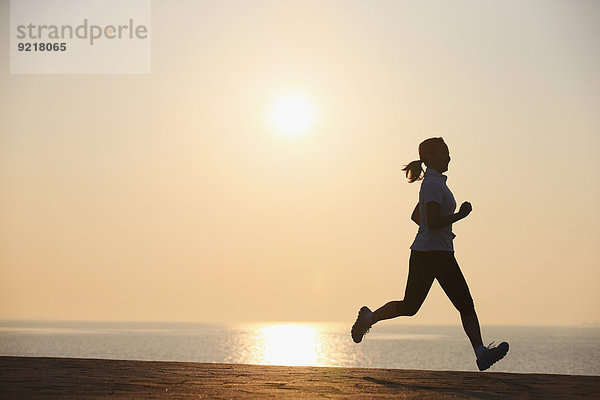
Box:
[397,250,476,317]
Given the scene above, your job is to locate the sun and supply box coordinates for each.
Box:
[269,93,315,136]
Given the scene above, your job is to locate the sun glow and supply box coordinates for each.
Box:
[269,93,315,136]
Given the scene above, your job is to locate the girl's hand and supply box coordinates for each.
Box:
[459,201,472,218]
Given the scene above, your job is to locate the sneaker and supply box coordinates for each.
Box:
[351,306,372,343]
[476,341,509,371]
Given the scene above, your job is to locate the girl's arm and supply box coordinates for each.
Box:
[411,203,420,225]
[425,201,472,228]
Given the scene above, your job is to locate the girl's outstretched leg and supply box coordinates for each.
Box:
[462,311,510,371]
[461,312,483,350]
[434,253,484,353]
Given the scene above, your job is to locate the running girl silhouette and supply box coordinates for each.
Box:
[351,137,508,371]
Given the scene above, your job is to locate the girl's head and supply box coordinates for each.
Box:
[402,137,450,183]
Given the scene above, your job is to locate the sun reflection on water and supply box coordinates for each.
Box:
[229,322,338,367]
[225,322,361,367]
[255,323,322,366]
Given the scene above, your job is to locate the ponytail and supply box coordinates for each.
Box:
[403,137,445,183]
[402,159,424,183]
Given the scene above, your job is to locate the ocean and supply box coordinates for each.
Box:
[1,320,598,376]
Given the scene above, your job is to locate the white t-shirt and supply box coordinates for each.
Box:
[410,168,457,252]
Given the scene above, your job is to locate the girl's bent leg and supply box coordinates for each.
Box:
[372,251,435,325]
[372,301,403,324]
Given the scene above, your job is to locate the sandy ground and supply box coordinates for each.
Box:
[0,356,598,399]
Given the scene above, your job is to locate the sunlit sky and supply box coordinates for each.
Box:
[1,0,599,326]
